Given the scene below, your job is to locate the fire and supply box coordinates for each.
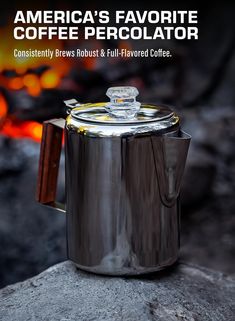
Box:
[0,93,7,119]
[0,22,101,143]
[0,22,71,96]
[7,68,63,95]
[8,77,24,90]
[0,23,71,142]
[1,118,43,142]
[0,94,42,142]
[40,69,60,89]
[23,74,41,96]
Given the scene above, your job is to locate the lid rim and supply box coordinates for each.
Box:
[71,111,175,125]
[70,102,175,125]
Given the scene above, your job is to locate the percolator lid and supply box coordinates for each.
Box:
[64,86,179,137]
[68,87,174,125]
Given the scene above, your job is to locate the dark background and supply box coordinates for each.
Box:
[0,1,235,288]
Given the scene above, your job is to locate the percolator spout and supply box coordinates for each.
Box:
[151,130,191,207]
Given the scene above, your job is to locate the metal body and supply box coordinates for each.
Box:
[65,115,189,275]
[37,86,191,276]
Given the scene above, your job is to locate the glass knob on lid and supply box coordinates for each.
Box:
[105,86,141,119]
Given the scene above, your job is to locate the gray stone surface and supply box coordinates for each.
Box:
[0,261,235,321]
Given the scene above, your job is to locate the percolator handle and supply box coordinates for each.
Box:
[36,118,66,212]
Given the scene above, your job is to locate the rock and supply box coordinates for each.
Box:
[180,105,235,208]
[0,261,234,321]
[179,4,235,107]
[0,137,26,176]
[181,146,216,207]
[0,138,66,288]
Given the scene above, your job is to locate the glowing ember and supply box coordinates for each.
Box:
[8,77,24,90]
[0,94,42,142]
[0,25,71,142]
[0,93,7,119]
[0,23,71,96]
[40,69,61,89]
[1,118,43,142]
[23,74,41,96]
[0,23,102,142]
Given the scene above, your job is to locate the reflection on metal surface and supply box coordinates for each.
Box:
[65,87,178,137]
[65,127,190,275]
[151,131,191,208]
[37,87,191,275]
[66,104,179,137]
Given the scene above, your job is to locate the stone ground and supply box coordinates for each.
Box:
[0,261,235,321]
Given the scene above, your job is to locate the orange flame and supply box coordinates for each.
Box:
[23,74,41,96]
[0,22,102,142]
[1,118,42,142]
[40,69,61,89]
[8,68,63,95]
[0,93,42,142]
[0,23,72,96]
[0,93,7,119]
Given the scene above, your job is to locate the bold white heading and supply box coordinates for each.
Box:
[13,10,198,40]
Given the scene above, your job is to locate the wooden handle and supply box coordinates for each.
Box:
[36,119,65,205]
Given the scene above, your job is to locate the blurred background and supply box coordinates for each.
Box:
[0,1,235,288]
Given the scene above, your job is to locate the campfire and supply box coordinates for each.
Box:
[0,23,70,141]
[0,23,97,142]
[0,19,177,143]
